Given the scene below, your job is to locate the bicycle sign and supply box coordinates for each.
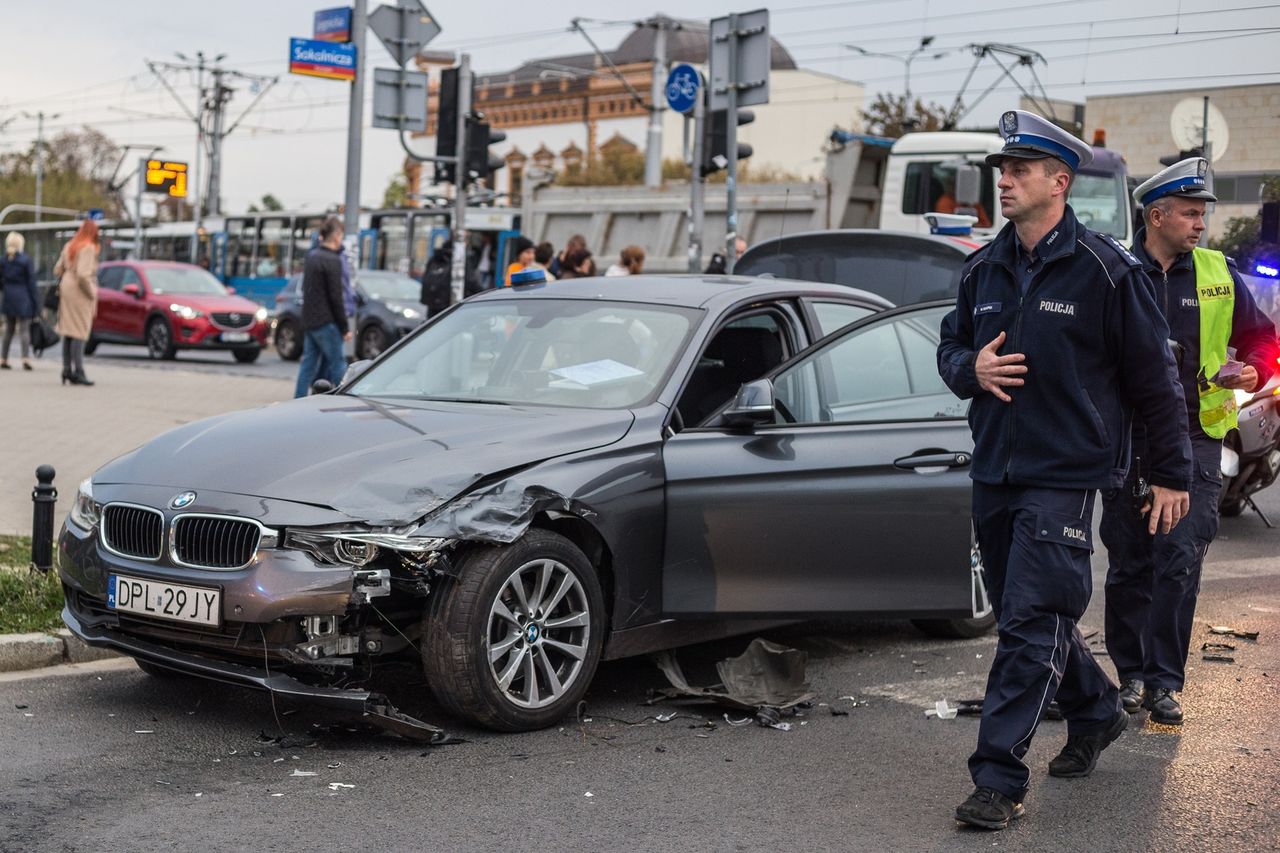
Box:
[665,63,701,114]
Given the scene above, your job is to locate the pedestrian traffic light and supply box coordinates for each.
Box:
[1158,147,1203,167]
[701,108,755,176]
[464,118,507,185]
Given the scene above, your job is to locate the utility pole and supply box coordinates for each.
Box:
[205,68,233,218]
[451,53,472,305]
[344,0,368,241]
[644,16,673,188]
[19,111,60,222]
[688,89,706,272]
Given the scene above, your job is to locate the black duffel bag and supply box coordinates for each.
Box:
[42,283,60,312]
[30,316,60,355]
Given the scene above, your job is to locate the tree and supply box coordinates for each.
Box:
[246,193,285,213]
[1208,176,1280,264]
[555,147,646,187]
[863,92,950,138]
[382,174,409,208]
[0,127,122,221]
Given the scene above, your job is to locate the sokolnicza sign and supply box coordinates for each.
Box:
[289,37,356,81]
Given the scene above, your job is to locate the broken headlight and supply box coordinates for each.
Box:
[69,479,101,531]
[284,528,451,566]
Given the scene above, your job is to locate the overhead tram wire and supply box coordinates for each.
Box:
[785,25,1280,53]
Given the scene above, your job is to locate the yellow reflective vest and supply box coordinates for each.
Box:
[1193,247,1237,438]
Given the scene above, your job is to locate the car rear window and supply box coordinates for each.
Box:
[738,235,966,306]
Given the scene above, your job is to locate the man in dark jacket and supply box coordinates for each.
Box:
[1101,159,1277,726]
[937,110,1193,830]
[293,217,350,398]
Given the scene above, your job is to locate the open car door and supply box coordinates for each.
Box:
[661,301,979,619]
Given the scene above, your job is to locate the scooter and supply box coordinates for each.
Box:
[1220,379,1280,526]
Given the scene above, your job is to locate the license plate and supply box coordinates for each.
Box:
[222,331,251,343]
[108,574,221,627]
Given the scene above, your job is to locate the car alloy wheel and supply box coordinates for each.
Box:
[274,319,301,361]
[422,529,605,731]
[358,324,388,361]
[146,317,175,360]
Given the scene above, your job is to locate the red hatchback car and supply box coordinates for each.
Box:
[89,261,270,363]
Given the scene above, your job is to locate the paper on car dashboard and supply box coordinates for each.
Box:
[549,359,644,388]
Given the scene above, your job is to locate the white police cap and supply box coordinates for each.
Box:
[984,110,1094,172]
[1132,157,1216,207]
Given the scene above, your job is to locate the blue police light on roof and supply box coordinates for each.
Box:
[510,268,547,286]
[924,213,978,236]
[1255,262,1279,280]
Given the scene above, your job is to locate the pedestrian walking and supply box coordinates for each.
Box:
[1,232,39,371]
[558,247,597,280]
[293,217,350,398]
[1101,158,1276,726]
[937,110,1193,830]
[530,241,557,282]
[604,245,645,276]
[53,219,101,386]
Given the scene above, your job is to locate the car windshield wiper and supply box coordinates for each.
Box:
[417,396,513,405]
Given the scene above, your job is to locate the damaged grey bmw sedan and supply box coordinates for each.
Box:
[58,276,991,733]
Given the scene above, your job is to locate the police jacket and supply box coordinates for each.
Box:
[300,245,347,332]
[1132,229,1276,442]
[938,206,1192,492]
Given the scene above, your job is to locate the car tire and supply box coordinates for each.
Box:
[232,347,261,364]
[274,318,302,361]
[357,324,388,361]
[135,659,186,679]
[83,337,99,356]
[911,536,996,639]
[146,317,176,360]
[422,530,606,731]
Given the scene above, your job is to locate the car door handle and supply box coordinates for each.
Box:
[893,451,971,472]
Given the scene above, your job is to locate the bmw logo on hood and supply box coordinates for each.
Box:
[170,491,197,510]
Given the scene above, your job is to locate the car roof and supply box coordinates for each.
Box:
[99,260,206,270]
[465,274,895,311]
[741,228,980,258]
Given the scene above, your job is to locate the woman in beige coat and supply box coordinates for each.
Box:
[53,219,100,386]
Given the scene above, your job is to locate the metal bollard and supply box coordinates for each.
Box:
[31,465,56,572]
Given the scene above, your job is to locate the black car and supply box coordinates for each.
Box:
[59,276,989,734]
[736,229,979,305]
[273,270,428,361]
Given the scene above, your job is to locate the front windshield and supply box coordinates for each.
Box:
[359,272,421,302]
[1070,172,1129,240]
[145,266,229,295]
[349,298,701,409]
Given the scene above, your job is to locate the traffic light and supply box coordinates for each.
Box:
[1158,147,1203,167]
[701,108,755,176]
[434,67,469,184]
[464,119,507,185]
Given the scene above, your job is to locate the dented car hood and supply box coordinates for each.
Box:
[94,394,635,525]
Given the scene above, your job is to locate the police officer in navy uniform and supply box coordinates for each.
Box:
[1101,159,1276,726]
[938,110,1193,830]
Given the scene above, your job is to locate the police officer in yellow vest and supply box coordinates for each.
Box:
[1101,157,1277,726]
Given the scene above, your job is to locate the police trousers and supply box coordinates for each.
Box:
[1101,435,1222,691]
[970,483,1121,800]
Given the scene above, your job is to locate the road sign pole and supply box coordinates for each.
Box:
[343,0,368,239]
[135,158,146,261]
[689,89,706,273]
[450,53,471,304]
[725,13,739,275]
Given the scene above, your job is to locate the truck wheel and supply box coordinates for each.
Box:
[422,530,606,731]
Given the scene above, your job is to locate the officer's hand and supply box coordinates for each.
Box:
[343,331,352,341]
[974,331,1027,403]
[1142,485,1190,535]
[1218,364,1259,392]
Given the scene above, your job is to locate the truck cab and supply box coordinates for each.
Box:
[878,130,1133,245]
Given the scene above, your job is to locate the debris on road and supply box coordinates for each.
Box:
[1208,625,1260,641]
[1202,641,1237,652]
[648,638,816,713]
[290,769,317,777]
[925,700,959,719]
[1202,653,1236,663]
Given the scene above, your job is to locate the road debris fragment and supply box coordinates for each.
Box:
[1207,625,1260,641]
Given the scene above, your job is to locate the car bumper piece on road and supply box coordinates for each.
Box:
[61,604,451,744]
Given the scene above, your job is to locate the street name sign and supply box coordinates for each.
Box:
[314,6,353,42]
[289,37,357,81]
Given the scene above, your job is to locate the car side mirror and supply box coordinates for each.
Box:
[723,379,776,428]
[341,359,373,385]
[309,378,335,395]
[122,283,142,298]
[955,163,982,207]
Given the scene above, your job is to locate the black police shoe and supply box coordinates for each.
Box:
[1143,687,1184,725]
[1047,710,1128,778]
[1118,679,1145,713]
[955,786,1025,830]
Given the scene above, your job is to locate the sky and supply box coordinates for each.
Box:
[1,0,1277,213]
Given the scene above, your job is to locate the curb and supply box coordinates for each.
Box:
[0,629,120,673]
